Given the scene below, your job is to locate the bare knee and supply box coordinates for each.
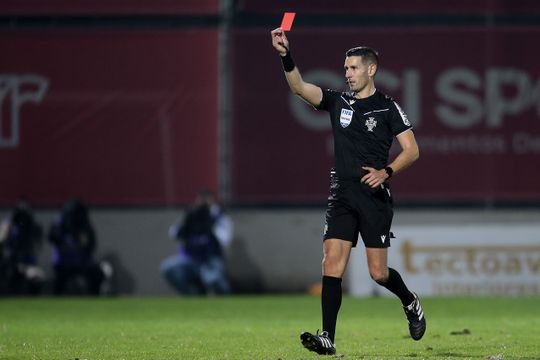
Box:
[370,268,389,284]
[322,253,345,277]
[322,239,352,278]
[366,248,389,284]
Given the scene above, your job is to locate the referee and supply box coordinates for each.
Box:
[271,28,426,355]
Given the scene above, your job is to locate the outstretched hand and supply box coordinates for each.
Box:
[271,28,289,56]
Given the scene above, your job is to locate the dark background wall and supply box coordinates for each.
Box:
[1,0,540,208]
[1,1,539,294]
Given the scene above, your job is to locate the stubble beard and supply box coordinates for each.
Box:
[351,82,366,95]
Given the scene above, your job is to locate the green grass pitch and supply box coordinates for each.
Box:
[1,296,539,359]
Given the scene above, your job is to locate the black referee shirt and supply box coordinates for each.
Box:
[316,89,413,179]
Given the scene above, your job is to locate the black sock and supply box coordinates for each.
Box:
[378,268,415,306]
[321,275,342,343]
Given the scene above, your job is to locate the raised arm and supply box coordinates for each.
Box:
[271,28,322,107]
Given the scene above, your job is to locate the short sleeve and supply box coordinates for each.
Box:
[314,89,339,112]
[389,100,413,136]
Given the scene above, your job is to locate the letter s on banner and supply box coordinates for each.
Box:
[436,67,483,129]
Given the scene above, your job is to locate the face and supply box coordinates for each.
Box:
[195,193,214,207]
[344,56,375,93]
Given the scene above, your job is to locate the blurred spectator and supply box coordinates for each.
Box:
[49,199,104,295]
[161,191,233,295]
[0,199,45,295]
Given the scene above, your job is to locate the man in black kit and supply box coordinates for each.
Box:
[271,28,426,355]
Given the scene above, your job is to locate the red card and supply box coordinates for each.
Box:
[280,12,296,31]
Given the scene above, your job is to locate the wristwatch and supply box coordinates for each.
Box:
[384,166,393,178]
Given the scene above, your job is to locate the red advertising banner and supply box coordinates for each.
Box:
[0,29,218,206]
[232,27,540,203]
[0,0,218,15]
[239,0,540,15]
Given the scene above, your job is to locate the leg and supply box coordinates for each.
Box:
[160,255,198,295]
[322,238,353,278]
[7,261,24,294]
[365,247,389,283]
[54,265,69,295]
[302,172,356,354]
[321,239,352,342]
[366,247,426,340]
[200,257,231,295]
[366,247,414,305]
[300,238,350,355]
[85,262,105,295]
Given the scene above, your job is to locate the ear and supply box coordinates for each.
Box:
[368,63,377,77]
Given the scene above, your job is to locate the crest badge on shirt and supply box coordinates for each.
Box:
[340,108,353,128]
[365,117,377,132]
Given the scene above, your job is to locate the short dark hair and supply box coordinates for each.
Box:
[345,46,379,67]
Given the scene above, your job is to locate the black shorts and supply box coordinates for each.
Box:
[323,169,394,248]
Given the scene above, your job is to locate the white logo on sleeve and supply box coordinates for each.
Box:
[381,235,386,243]
[340,108,353,128]
[393,101,411,126]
